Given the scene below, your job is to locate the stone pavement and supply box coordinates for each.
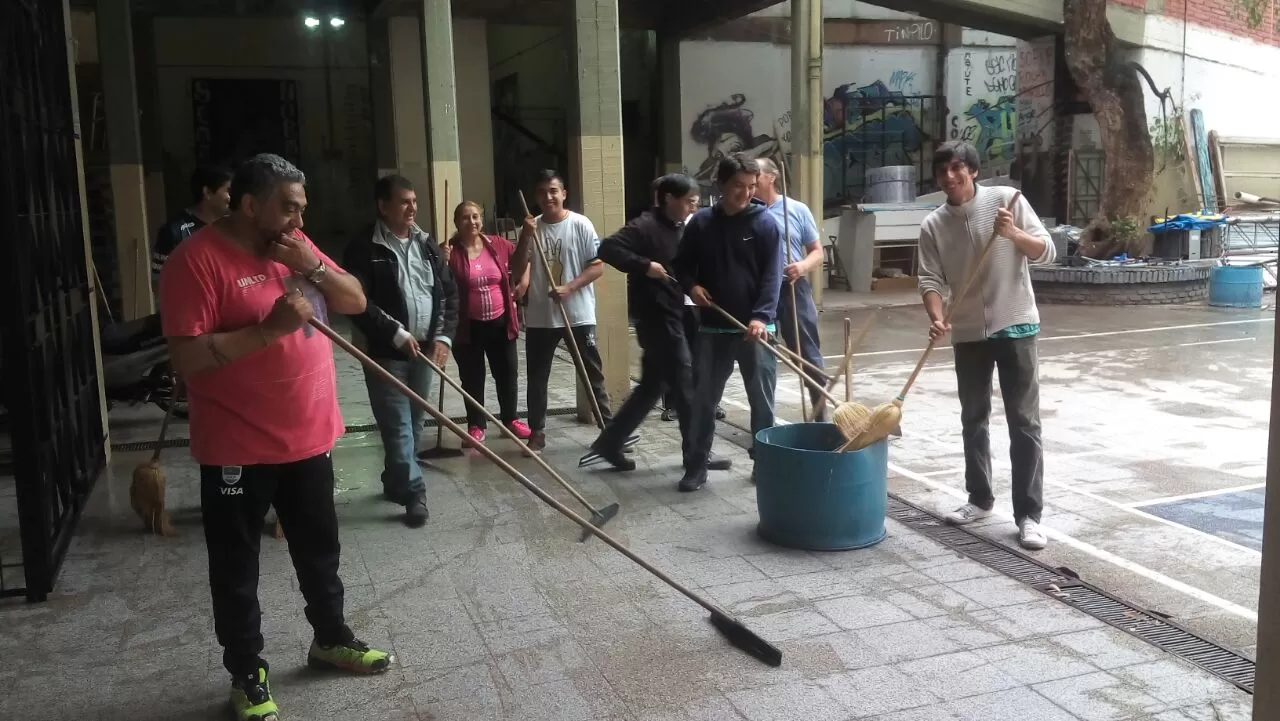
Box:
[0,323,1256,720]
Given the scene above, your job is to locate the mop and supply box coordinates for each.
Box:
[511,191,638,466]
[412,349,619,542]
[838,191,1022,452]
[312,318,781,667]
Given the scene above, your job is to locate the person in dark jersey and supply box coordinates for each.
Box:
[151,165,233,289]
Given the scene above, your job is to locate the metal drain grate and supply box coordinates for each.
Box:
[111,406,583,453]
[885,496,1256,694]
[712,417,1256,694]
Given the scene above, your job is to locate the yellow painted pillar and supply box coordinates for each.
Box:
[1254,299,1280,719]
[571,0,631,414]
[420,0,463,243]
[63,0,112,456]
[791,0,825,307]
[96,0,152,320]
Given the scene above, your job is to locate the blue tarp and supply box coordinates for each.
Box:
[1148,212,1228,233]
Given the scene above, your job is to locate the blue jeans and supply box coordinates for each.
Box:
[777,278,827,420]
[363,357,436,504]
[688,331,777,468]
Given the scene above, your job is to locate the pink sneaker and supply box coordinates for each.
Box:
[467,426,486,446]
[506,419,532,440]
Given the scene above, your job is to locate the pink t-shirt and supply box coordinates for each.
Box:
[464,249,505,322]
[158,226,345,466]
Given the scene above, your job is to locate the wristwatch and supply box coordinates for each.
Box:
[305,260,328,285]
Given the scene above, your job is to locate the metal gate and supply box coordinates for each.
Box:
[0,0,107,601]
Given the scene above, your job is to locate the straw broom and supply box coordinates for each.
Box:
[838,191,1023,452]
[130,383,180,537]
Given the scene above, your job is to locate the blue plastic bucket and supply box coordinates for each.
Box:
[1208,265,1264,308]
[753,423,888,551]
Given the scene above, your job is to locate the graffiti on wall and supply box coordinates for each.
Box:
[687,94,783,190]
[823,80,928,201]
[688,76,931,202]
[947,49,1018,169]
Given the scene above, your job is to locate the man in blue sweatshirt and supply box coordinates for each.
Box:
[672,153,784,492]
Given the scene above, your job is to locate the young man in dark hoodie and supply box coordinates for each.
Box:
[585,173,702,471]
[673,153,783,492]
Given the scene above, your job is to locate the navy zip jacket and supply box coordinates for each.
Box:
[595,207,685,324]
[672,199,783,331]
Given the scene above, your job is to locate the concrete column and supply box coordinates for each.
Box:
[132,14,166,237]
[791,0,825,306]
[96,0,152,320]
[63,0,112,455]
[368,17,399,178]
[387,17,431,206]
[420,0,463,242]
[657,33,684,175]
[570,0,631,414]
[1254,299,1280,719]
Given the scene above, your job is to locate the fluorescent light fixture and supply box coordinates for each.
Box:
[304,16,320,28]
[329,16,345,28]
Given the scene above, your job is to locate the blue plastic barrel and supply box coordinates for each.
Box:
[1208,265,1264,308]
[753,423,888,551]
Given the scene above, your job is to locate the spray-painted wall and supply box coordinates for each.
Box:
[679,40,939,204]
[942,30,1019,176]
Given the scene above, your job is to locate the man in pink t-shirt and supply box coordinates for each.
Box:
[159,153,394,721]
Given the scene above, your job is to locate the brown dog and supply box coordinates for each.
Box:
[130,459,176,536]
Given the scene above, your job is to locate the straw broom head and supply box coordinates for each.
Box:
[832,401,873,440]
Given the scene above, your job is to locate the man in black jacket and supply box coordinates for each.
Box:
[342,175,458,527]
[586,174,703,474]
[151,165,232,290]
[673,153,783,492]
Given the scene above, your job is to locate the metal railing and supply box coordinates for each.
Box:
[0,0,107,602]
[823,92,941,207]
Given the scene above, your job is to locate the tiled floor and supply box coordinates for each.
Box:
[0,325,1256,721]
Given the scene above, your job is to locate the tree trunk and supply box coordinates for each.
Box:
[1064,0,1155,259]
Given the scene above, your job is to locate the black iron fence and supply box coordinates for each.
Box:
[822,92,941,207]
[0,0,107,601]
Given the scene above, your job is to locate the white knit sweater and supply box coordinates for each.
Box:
[917,184,1055,344]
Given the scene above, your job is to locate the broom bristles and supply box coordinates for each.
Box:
[849,402,902,450]
[832,401,873,440]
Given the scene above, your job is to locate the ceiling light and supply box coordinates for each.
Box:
[304,16,320,28]
[329,16,345,28]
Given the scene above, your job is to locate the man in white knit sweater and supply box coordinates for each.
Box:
[916,141,1056,551]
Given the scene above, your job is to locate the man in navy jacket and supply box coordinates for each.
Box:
[672,153,783,492]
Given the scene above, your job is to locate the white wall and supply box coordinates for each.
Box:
[749,0,916,20]
[679,40,938,203]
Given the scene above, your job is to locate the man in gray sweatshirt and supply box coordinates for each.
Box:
[916,141,1056,551]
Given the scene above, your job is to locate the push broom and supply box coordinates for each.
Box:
[418,178,465,460]
[312,318,782,667]
[412,348,619,542]
[839,191,1022,452]
[512,190,638,466]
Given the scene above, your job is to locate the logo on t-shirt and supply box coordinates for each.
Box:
[237,273,268,289]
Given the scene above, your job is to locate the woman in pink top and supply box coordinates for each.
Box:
[447,201,531,444]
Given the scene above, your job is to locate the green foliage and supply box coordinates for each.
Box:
[1109,216,1143,253]
[1149,114,1185,167]
[1232,0,1279,30]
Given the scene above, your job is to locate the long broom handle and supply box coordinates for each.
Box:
[413,349,600,513]
[517,190,606,430]
[894,191,1021,403]
[843,318,853,402]
[777,154,808,422]
[311,318,733,618]
[150,379,181,463]
[700,299,840,407]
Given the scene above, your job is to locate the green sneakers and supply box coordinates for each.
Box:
[230,663,278,721]
[306,638,395,674]
[227,640,394,720]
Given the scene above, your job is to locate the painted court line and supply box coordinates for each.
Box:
[718,396,1259,621]
[821,316,1273,361]
[887,462,1260,622]
[1127,482,1268,508]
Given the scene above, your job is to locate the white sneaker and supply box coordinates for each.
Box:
[1018,519,1048,550]
[945,503,992,525]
